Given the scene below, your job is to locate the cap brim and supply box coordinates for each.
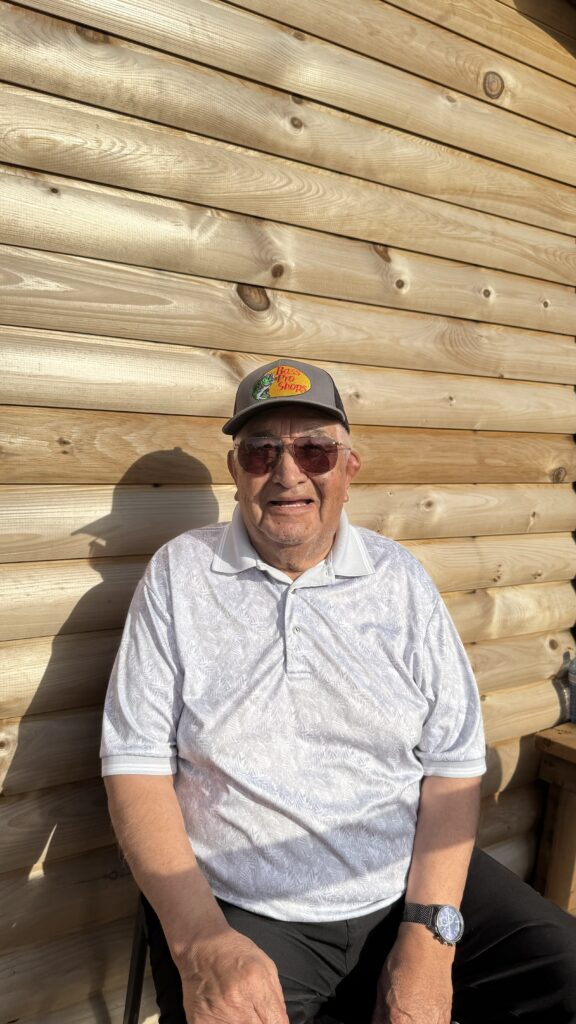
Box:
[222,398,349,436]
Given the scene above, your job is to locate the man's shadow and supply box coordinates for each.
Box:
[2,449,220,1022]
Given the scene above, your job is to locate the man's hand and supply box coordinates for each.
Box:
[179,924,290,1024]
[372,925,454,1024]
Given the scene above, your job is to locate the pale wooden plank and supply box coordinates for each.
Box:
[0,630,121,719]
[405,533,576,592]
[0,845,136,952]
[13,0,576,184]
[482,735,540,798]
[0,916,133,1021]
[482,832,538,880]
[383,0,576,85]
[4,238,576,341]
[445,581,576,643]
[2,6,575,234]
[469,631,575,693]
[232,0,576,136]
[0,779,113,874]
[3,483,576,564]
[478,784,544,848]
[0,708,103,795]
[536,723,576,766]
[481,678,568,743]
[3,407,575,486]
[543,789,576,911]
[3,330,575,432]
[17,977,159,1024]
[3,87,576,285]
[0,557,146,641]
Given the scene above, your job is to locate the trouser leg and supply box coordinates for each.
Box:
[452,847,576,1023]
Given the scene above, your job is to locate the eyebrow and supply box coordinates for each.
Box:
[243,429,335,440]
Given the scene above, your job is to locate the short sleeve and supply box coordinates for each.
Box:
[414,597,486,778]
[100,571,184,776]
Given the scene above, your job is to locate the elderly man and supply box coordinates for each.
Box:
[101,359,576,1024]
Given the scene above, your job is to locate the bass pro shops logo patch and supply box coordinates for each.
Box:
[252,365,312,402]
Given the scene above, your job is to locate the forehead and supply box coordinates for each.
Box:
[238,406,344,439]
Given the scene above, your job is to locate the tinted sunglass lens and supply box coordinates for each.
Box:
[238,440,281,473]
[293,439,337,474]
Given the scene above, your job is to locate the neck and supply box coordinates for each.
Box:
[245,528,335,580]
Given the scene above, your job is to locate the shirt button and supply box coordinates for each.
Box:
[293,625,301,633]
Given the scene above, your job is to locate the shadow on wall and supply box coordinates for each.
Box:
[1,449,219,1023]
[511,0,576,57]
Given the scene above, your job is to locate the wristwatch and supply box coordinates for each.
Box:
[402,902,464,945]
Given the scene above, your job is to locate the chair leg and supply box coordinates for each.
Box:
[123,896,148,1024]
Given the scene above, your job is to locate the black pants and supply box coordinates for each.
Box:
[144,849,576,1023]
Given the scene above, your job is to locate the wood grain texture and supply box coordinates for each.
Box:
[0,845,136,952]
[3,87,576,286]
[0,779,112,874]
[481,678,568,743]
[2,5,576,234]
[405,533,576,592]
[469,631,575,693]
[0,915,133,1021]
[0,708,103,795]
[231,0,576,136]
[16,978,159,1024]
[12,0,576,185]
[3,483,575,564]
[0,630,121,719]
[478,784,544,848]
[0,557,146,641]
[482,735,541,797]
[445,581,576,643]
[4,236,576,340]
[3,330,575,434]
[543,789,576,911]
[483,832,538,880]
[3,407,575,485]
[382,0,576,85]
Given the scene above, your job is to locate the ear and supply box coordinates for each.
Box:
[226,448,238,485]
[346,448,361,484]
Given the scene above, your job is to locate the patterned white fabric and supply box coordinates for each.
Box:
[101,509,485,921]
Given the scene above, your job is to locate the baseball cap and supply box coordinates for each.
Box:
[222,358,350,436]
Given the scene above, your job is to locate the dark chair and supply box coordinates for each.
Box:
[123,896,148,1024]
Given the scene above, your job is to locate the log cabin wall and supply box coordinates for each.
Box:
[1,0,576,1019]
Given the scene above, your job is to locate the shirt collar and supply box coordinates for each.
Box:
[211,506,374,582]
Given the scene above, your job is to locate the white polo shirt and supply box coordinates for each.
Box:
[101,509,485,921]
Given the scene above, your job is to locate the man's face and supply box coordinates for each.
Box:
[227,406,360,572]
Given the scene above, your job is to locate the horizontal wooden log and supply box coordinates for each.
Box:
[13,0,576,186]
[233,0,576,136]
[0,557,146,641]
[0,915,133,1021]
[0,779,112,874]
[445,581,576,644]
[17,977,159,1024]
[3,483,576,564]
[0,630,121,719]
[3,87,576,288]
[482,735,541,797]
[468,631,575,693]
[4,234,576,347]
[3,408,575,488]
[3,330,575,434]
[384,0,576,85]
[3,238,576,380]
[480,679,568,744]
[0,845,136,953]
[0,708,102,795]
[478,784,544,848]
[482,832,538,880]
[405,533,576,592]
[2,6,575,235]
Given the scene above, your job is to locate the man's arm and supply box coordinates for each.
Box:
[373,774,482,1024]
[105,774,289,1024]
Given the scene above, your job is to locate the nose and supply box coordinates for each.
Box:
[271,446,307,486]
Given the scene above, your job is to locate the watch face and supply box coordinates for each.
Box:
[435,905,464,943]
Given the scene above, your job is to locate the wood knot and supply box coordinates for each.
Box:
[290,116,303,130]
[236,283,270,311]
[551,467,567,483]
[293,30,306,40]
[291,95,303,105]
[395,279,405,289]
[271,263,284,279]
[483,71,505,100]
[482,288,492,299]
[548,638,559,650]
[423,499,434,510]
[49,186,60,195]
[542,299,550,309]
[373,243,391,262]
[75,24,110,43]
[57,437,71,446]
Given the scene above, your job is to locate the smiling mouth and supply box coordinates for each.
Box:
[269,499,314,507]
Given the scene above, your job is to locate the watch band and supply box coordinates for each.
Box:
[402,902,464,945]
[402,902,437,927]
